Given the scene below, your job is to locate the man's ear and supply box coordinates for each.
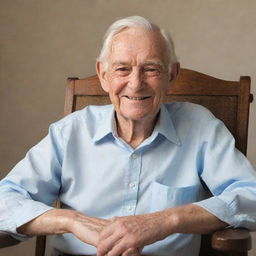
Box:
[168,62,180,88]
[96,61,109,93]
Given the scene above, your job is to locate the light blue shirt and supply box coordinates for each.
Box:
[0,102,256,256]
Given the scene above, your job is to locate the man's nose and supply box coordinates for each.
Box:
[128,69,144,90]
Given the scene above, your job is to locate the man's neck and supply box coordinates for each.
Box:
[115,113,159,149]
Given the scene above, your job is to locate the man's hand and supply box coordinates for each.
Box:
[68,211,110,246]
[96,204,228,256]
[97,212,168,256]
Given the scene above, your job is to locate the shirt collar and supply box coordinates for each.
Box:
[92,105,116,143]
[153,104,181,145]
[92,104,181,146]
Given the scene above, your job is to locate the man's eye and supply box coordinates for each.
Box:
[115,67,131,76]
[144,68,160,76]
[145,68,157,72]
[117,67,129,71]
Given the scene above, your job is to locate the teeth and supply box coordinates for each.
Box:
[126,96,149,100]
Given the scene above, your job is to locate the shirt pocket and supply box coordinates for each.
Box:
[150,181,202,212]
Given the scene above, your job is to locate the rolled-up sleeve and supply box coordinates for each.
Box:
[0,124,64,238]
[195,118,256,229]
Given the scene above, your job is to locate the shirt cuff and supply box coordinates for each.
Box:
[9,200,54,238]
[193,196,238,227]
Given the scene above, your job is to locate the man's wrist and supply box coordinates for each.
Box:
[155,209,179,238]
[52,209,77,235]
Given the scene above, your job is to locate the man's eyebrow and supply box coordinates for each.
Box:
[112,62,130,67]
[142,60,165,68]
[111,61,165,67]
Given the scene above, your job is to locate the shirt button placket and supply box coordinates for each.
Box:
[124,152,141,215]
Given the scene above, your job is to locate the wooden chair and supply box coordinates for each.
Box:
[0,68,254,256]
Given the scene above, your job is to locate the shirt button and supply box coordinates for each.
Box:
[131,153,138,159]
[127,205,133,211]
[129,183,135,188]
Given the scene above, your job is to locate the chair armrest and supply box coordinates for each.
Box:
[211,228,251,252]
[0,231,21,248]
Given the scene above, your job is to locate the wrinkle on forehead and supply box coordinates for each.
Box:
[108,28,169,66]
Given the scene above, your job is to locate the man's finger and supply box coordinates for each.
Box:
[101,238,130,256]
[121,247,141,256]
[97,232,122,256]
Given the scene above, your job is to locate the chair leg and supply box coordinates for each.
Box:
[35,236,46,256]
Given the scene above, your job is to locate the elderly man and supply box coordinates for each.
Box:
[0,16,256,256]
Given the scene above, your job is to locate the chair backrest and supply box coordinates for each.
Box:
[65,68,251,155]
[36,68,252,256]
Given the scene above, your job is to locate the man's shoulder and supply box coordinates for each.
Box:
[52,104,113,131]
[164,102,216,123]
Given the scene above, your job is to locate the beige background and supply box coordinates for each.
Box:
[0,0,255,255]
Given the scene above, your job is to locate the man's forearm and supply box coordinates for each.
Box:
[162,203,228,236]
[17,209,72,236]
[17,209,110,246]
[17,204,228,256]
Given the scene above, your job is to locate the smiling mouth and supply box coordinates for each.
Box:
[124,96,151,100]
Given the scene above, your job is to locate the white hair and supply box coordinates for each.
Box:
[97,16,177,71]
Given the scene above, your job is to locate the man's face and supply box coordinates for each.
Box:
[97,28,178,123]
